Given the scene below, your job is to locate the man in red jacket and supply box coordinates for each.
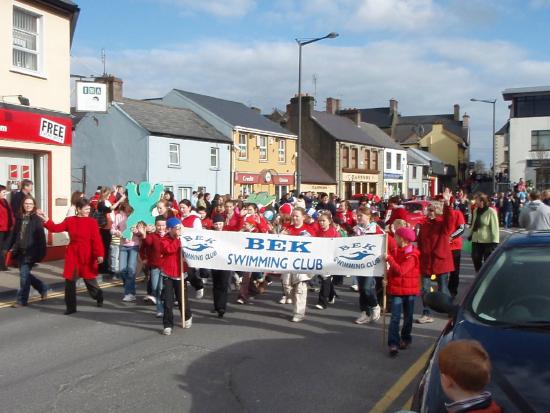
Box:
[385,227,420,357]
[416,189,454,324]
[160,217,192,335]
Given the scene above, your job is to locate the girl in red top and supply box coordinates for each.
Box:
[196,207,212,229]
[39,198,104,315]
[335,200,356,235]
[280,207,315,322]
[223,200,242,231]
[0,185,14,271]
[315,211,340,309]
[384,227,420,357]
[179,199,205,299]
[139,216,166,317]
[159,217,192,335]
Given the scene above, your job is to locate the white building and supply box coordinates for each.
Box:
[503,86,550,190]
[407,149,430,196]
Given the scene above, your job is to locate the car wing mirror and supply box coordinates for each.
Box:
[422,292,458,316]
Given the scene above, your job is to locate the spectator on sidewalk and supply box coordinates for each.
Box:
[519,190,550,231]
[0,185,15,271]
[66,191,84,217]
[10,179,33,220]
[39,198,104,315]
[448,206,466,299]
[9,195,47,308]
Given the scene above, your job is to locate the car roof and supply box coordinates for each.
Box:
[502,230,550,248]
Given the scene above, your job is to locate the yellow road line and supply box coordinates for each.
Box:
[0,277,145,309]
[368,344,434,413]
[402,396,413,410]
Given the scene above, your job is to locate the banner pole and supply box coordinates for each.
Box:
[382,233,388,348]
[180,245,186,329]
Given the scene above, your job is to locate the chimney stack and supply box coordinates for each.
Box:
[462,113,470,128]
[326,97,341,114]
[454,104,460,121]
[390,98,398,114]
[338,108,361,125]
[95,75,123,102]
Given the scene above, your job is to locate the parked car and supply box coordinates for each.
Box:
[411,231,550,412]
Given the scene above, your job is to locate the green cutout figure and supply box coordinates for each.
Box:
[123,181,164,239]
[246,192,276,207]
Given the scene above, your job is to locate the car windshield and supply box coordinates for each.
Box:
[405,203,423,213]
[470,246,550,325]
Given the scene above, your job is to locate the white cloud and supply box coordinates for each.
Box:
[159,0,256,17]
[71,37,550,165]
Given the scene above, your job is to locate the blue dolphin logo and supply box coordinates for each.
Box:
[340,250,374,261]
[183,244,212,252]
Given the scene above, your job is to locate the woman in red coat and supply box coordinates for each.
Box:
[416,189,454,324]
[315,211,340,310]
[0,185,15,271]
[38,198,104,315]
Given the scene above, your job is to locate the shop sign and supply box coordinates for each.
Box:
[342,172,378,183]
[75,81,108,112]
[384,173,403,180]
[0,108,72,146]
[234,172,260,184]
[9,165,18,179]
[273,174,295,185]
[21,165,31,179]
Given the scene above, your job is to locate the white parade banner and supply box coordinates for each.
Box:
[180,228,385,277]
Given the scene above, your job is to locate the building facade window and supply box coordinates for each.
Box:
[12,7,40,72]
[531,130,550,151]
[169,143,180,167]
[278,139,286,162]
[258,135,268,161]
[351,147,358,168]
[179,187,192,201]
[396,153,402,171]
[364,150,371,171]
[238,133,248,159]
[275,185,289,200]
[210,147,219,169]
[240,184,254,196]
[373,151,379,171]
[342,146,349,168]
[515,96,550,118]
[386,152,392,170]
[412,165,417,179]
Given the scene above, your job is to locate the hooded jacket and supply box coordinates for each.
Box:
[519,200,550,230]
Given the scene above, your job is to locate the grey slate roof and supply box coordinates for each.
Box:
[117,98,231,143]
[312,111,382,147]
[409,148,446,175]
[393,114,468,144]
[359,122,404,150]
[406,149,429,166]
[502,86,550,100]
[173,90,294,136]
[302,151,337,184]
[358,107,393,128]
[496,121,509,135]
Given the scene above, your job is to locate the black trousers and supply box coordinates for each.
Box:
[162,276,191,328]
[186,267,204,291]
[471,242,497,273]
[99,229,111,273]
[0,231,10,269]
[65,278,103,312]
[448,249,461,297]
[318,276,336,308]
[211,269,230,314]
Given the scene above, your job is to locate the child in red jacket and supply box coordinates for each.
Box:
[139,216,166,317]
[384,227,420,357]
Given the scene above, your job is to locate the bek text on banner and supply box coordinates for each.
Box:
[180,228,385,277]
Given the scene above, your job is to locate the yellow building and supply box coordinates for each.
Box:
[0,0,79,258]
[161,89,297,198]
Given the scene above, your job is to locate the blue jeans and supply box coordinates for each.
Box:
[16,262,47,305]
[150,267,164,313]
[421,273,450,315]
[504,211,512,229]
[119,245,138,295]
[357,276,378,314]
[388,295,415,347]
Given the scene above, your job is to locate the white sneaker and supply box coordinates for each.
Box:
[291,316,303,322]
[144,295,157,305]
[416,315,434,324]
[315,304,325,310]
[329,297,336,304]
[184,316,193,329]
[156,312,163,318]
[278,296,287,304]
[285,298,293,304]
[371,305,381,322]
[122,294,136,302]
[195,289,204,299]
[236,298,246,304]
[350,285,359,292]
[162,327,172,335]
[355,311,371,324]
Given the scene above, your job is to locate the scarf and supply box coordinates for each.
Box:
[472,206,488,233]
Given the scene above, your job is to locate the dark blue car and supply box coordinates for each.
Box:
[412,231,550,412]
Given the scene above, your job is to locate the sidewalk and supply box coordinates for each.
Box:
[0,260,116,302]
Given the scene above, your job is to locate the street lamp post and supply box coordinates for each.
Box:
[470,98,497,193]
[296,32,338,195]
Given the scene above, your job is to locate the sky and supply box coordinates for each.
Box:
[70,0,550,166]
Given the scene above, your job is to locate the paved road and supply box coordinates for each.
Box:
[0,244,492,413]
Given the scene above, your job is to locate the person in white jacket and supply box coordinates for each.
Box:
[519,190,550,231]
